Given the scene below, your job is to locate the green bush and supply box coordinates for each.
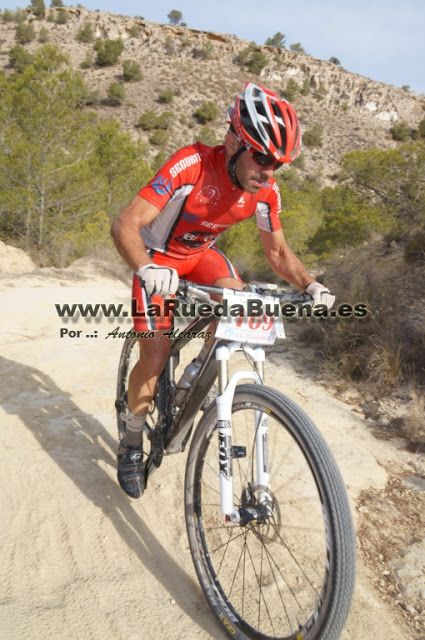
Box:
[1,9,15,22]
[390,121,410,142]
[38,26,49,42]
[192,42,213,59]
[136,111,158,130]
[149,130,168,146]
[289,42,305,53]
[122,59,142,81]
[30,0,46,19]
[80,52,93,69]
[234,44,268,75]
[127,24,141,38]
[107,82,125,106]
[303,125,323,147]
[284,78,299,101]
[8,45,34,72]
[157,88,174,104]
[329,56,341,65]
[76,22,94,43]
[156,112,172,130]
[404,231,425,263]
[167,9,183,25]
[50,0,64,6]
[418,118,425,139]
[194,101,218,124]
[94,38,124,66]
[265,32,285,48]
[15,23,35,44]
[55,8,68,24]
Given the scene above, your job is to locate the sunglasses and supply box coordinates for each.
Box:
[249,149,282,170]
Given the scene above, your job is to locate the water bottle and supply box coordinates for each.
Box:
[174,358,202,406]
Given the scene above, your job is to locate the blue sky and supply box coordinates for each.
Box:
[2,0,425,93]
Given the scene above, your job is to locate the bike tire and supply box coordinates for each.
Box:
[184,384,355,640]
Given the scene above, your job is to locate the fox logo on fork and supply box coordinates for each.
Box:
[218,425,232,480]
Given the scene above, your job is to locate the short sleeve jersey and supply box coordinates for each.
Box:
[138,142,282,259]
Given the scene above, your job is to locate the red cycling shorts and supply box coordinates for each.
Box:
[132,246,241,331]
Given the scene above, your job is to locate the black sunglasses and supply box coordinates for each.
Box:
[249,149,282,170]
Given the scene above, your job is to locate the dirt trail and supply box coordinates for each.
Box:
[0,266,419,639]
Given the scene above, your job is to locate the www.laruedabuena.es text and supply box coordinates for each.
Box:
[54,298,368,320]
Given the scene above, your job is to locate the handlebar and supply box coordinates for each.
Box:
[176,279,312,305]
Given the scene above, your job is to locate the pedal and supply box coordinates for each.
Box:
[231,446,246,459]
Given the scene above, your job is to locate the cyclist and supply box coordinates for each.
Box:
[111,82,335,498]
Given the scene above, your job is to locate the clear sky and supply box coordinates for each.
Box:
[2,0,424,94]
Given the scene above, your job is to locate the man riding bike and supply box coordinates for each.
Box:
[111,82,335,498]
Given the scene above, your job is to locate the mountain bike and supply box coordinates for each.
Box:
[115,280,356,640]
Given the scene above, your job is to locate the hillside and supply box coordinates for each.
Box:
[1,5,424,179]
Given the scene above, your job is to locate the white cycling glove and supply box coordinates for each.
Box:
[305,282,335,309]
[136,264,179,297]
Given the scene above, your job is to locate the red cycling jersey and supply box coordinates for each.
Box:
[132,142,283,331]
[137,142,282,258]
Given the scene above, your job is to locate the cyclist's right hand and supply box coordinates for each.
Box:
[136,264,179,297]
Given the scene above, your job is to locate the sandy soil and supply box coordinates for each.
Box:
[0,264,421,639]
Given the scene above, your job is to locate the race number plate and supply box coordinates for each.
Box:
[215,289,285,345]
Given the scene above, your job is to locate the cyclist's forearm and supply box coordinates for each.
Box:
[267,246,314,291]
[111,219,152,271]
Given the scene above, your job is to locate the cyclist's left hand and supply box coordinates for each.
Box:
[305,282,335,309]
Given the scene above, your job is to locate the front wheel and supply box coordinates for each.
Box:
[184,384,355,640]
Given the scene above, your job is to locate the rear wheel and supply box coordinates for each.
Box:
[184,384,355,639]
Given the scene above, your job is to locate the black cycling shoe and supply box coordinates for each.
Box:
[117,446,144,499]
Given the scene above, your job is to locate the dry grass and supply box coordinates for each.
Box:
[300,240,425,397]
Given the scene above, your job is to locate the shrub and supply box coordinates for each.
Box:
[192,42,213,59]
[13,9,27,23]
[157,88,174,103]
[194,101,218,124]
[77,22,94,43]
[149,130,168,146]
[265,32,285,48]
[30,0,46,19]
[284,78,299,101]
[136,111,158,130]
[156,112,173,130]
[127,24,141,38]
[50,0,64,6]
[107,82,125,106]
[303,125,323,147]
[80,52,93,69]
[404,231,425,263]
[390,121,410,142]
[290,42,305,54]
[94,38,124,66]
[55,8,68,24]
[329,56,341,65]
[15,23,35,44]
[234,44,268,75]
[122,59,142,81]
[38,26,49,42]
[1,9,15,22]
[418,118,425,139]
[167,9,183,25]
[9,45,34,72]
